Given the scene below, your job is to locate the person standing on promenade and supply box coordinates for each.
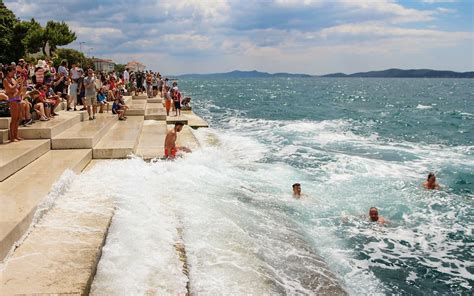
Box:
[172,85,182,117]
[164,86,172,116]
[69,63,81,111]
[123,68,130,93]
[3,65,24,141]
[164,122,191,159]
[423,172,441,190]
[136,71,144,94]
[83,69,97,120]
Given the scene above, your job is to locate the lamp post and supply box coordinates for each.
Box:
[78,41,86,68]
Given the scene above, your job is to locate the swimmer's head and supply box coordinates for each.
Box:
[292,183,301,196]
[427,172,436,183]
[369,207,379,222]
[174,121,184,132]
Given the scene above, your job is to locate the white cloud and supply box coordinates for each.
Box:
[3,0,472,74]
[421,0,456,3]
[436,7,457,13]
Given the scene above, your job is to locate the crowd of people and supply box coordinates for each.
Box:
[0,58,188,143]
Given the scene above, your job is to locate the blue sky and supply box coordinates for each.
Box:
[5,0,474,75]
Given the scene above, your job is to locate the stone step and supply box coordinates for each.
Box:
[147,98,162,104]
[0,139,50,182]
[180,111,209,128]
[123,96,132,104]
[93,116,144,159]
[0,149,92,260]
[144,103,166,120]
[135,120,168,159]
[0,129,8,144]
[0,189,114,295]
[132,94,147,100]
[18,111,83,139]
[0,118,10,129]
[166,116,189,126]
[126,100,146,116]
[51,113,117,149]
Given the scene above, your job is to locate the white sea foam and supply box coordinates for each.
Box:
[416,104,432,109]
[13,108,471,295]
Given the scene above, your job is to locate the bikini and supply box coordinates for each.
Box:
[8,96,21,103]
[5,78,21,103]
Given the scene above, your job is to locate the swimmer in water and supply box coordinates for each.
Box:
[423,172,440,190]
[292,183,301,198]
[369,207,386,225]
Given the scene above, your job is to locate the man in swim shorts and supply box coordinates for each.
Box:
[292,183,301,198]
[369,207,386,224]
[423,172,440,190]
[164,122,191,159]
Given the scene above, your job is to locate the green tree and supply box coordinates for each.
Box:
[0,1,19,62]
[42,21,76,56]
[114,63,125,73]
[53,48,86,67]
[22,18,44,55]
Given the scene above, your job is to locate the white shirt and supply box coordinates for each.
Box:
[123,70,129,82]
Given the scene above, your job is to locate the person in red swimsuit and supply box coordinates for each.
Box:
[164,122,191,159]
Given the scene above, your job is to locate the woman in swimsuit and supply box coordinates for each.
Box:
[3,65,23,141]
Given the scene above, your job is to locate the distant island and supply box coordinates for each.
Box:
[175,69,473,79]
[321,68,474,78]
[175,70,312,79]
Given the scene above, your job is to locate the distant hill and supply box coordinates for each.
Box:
[174,68,473,79]
[176,70,312,79]
[322,68,474,78]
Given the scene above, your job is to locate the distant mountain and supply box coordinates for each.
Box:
[174,68,473,79]
[176,70,312,79]
[322,68,474,78]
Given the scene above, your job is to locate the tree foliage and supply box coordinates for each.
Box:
[0,1,18,62]
[0,1,76,63]
[114,63,126,73]
[53,48,86,67]
[22,18,44,54]
[43,21,76,56]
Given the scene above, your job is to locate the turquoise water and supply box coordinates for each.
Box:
[178,78,474,295]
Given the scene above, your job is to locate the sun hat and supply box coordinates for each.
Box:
[36,60,46,68]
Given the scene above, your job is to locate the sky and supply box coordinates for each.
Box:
[5,0,474,75]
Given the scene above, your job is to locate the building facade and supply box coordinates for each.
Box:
[93,58,115,72]
[126,61,146,72]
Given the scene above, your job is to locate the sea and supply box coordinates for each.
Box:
[60,78,473,295]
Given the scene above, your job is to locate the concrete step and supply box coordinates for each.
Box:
[0,129,8,144]
[0,118,10,129]
[18,111,82,139]
[0,139,50,181]
[144,103,166,120]
[180,111,209,128]
[51,113,117,149]
[132,94,147,100]
[0,149,92,260]
[147,98,162,104]
[126,100,146,116]
[0,193,114,295]
[123,96,132,105]
[166,116,189,126]
[135,120,168,159]
[93,116,144,159]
